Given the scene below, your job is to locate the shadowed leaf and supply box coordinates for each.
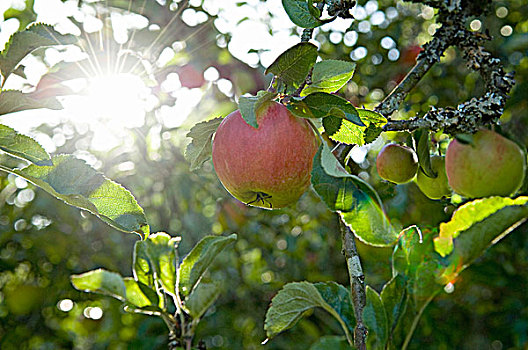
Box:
[238,91,276,128]
[264,281,353,343]
[0,90,62,115]
[364,286,388,350]
[265,43,317,88]
[0,23,76,82]
[184,282,222,319]
[185,117,223,171]
[178,234,237,296]
[282,0,324,28]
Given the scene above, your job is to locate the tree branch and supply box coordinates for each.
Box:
[339,218,367,350]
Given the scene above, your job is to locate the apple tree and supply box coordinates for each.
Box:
[0,0,527,349]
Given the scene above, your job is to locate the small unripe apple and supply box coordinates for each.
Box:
[376,143,419,184]
[416,156,451,200]
[445,129,526,198]
[212,101,319,209]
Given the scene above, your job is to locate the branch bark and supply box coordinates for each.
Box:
[339,217,367,350]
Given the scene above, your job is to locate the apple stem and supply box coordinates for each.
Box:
[339,217,367,350]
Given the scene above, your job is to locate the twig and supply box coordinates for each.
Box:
[339,218,367,350]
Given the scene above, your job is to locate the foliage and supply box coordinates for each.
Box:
[0,0,527,349]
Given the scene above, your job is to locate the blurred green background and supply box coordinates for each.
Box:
[0,0,527,349]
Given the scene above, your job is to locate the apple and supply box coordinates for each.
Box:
[177,64,205,89]
[445,129,526,198]
[376,143,419,184]
[212,101,319,209]
[416,156,451,200]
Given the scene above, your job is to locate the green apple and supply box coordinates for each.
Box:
[445,129,526,198]
[212,101,319,209]
[416,156,451,200]
[376,143,419,184]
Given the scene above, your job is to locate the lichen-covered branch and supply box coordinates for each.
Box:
[357,1,514,139]
[339,218,367,350]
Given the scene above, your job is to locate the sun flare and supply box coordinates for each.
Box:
[61,73,150,151]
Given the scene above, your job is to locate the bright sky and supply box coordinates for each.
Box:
[0,0,394,153]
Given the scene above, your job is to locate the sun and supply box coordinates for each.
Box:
[61,73,151,151]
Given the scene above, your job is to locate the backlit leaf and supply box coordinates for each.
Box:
[123,277,160,309]
[71,269,126,301]
[4,154,149,234]
[436,196,528,283]
[302,60,356,95]
[311,143,398,246]
[0,124,51,165]
[288,92,363,127]
[434,196,528,257]
[324,109,386,145]
[137,232,180,296]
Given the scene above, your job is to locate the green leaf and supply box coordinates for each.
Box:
[363,286,389,350]
[434,196,528,258]
[392,227,443,309]
[323,116,364,145]
[185,117,223,171]
[281,0,324,28]
[380,274,407,334]
[265,42,318,89]
[0,124,51,165]
[141,232,180,296]
[3,0,37,30]
[309,336,352,350]
[436,196,528,283]
[0,90,62,115]
[183,282,222,319]
[133,240,154,287]
[311,143,398,246]
[238,91,277,128]
[413,129,435,178]
[123,277,160,308]
[363,123,383,144]
[71,269,126,301]
[4,154,148,234]
[0,23,76,82]
[264,281,353,343]
[314,282,355,337]
[324,109,386,146]
[391,226,423,278]
[178,234,237,296]
[357,109,387,126]
[302,60,356,95]
[288,92,364,127]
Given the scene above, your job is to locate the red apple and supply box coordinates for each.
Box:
[212,101,319,209]
[446,129,526,198]
[177,64,205,89]
[376,143,419,184]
